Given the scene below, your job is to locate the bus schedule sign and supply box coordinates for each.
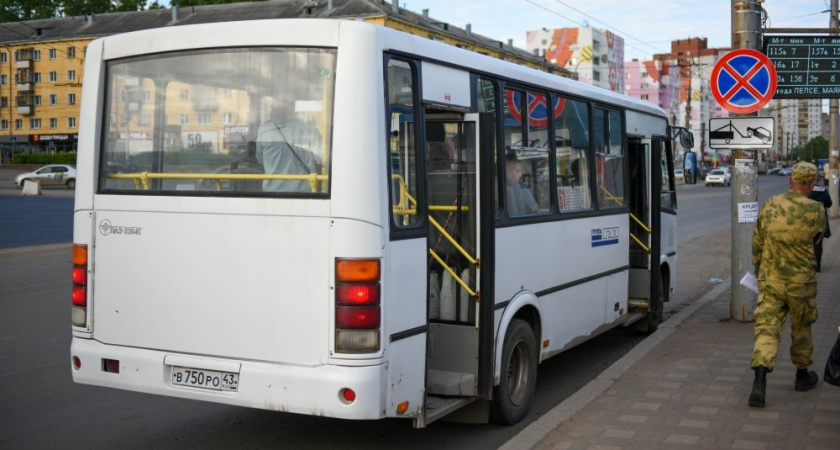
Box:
[763,35,840,99]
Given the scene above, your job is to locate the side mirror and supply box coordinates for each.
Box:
[672,126,694,149]
[680,131,695,149]
[684,152,698,184]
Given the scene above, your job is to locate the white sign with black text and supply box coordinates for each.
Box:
[738,202,759,223]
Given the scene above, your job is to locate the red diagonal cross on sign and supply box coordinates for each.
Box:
[720,62,764,102]
[709,48,776,114]
[711,49,776,114]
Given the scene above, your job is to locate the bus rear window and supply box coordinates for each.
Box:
[99,48,335,196]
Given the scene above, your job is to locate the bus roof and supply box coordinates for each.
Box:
[94,18,666,119]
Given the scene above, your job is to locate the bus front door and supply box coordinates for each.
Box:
[423,113,492,425]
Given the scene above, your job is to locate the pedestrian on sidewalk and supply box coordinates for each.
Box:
[808,177,832,272]
[749,161,826,408]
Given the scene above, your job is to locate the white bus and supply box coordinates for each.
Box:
[70,19,685,428]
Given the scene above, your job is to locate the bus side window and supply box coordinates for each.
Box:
[476,77,499,217]
[386,58,420,229]
[594,108,625,209]
[554,97,592,212]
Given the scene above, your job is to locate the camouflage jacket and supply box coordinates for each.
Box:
[752,190,826,283]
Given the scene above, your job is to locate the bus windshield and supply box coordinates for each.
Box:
[99,47,336,196]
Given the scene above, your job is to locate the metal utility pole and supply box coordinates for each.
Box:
[830,0,839,218]
[730,0,762,322]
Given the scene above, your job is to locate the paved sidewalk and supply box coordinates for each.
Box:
[504,221,840,450]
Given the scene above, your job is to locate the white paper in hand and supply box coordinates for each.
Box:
[740,272,759,294]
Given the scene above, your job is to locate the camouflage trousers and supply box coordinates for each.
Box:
[750,279,818,371]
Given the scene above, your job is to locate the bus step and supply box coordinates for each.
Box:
[622,312,647,327]
[416,395,478,428]
[628,299,649,310]
[427,369,476,396]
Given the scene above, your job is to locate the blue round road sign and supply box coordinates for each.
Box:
[711,49,777,114]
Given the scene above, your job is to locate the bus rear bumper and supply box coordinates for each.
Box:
[70,338,387,420]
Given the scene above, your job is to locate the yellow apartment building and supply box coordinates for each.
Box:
[0,39,86,157]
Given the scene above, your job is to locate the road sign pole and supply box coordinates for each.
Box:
[730,0,762,322]
[829,0,839,218]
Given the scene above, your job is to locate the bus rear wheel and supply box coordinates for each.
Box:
[490,319,537,424]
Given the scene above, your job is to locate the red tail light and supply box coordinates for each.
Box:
[72,286,87,306]
[335,259,381,353]
[72,244,88,326]
[72,267,86,286]
[336,306,380,329]
[336,284,380,306]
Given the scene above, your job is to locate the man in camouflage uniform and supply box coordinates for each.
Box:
[749,162,825,408]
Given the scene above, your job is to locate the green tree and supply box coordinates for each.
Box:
[0,0,60,21]
[63,0,151,16]
[803,136,829,160]
[62,0,118,16]
[1,0,151,21]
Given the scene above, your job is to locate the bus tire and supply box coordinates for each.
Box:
[490,319,537,425]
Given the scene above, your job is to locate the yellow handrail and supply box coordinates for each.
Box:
[428,216,479,267]
[599,185,624,206]
[390,174,418,223]
[630,233,651,253]
[108,172,328,193]
[389,174,480,300]
[629,213,652,233]
[429,205,469,212]
[628,212,652,254]
[429,248,477,297]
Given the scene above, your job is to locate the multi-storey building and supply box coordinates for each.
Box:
[0,39,86,156]
[650,38,728,158]
[624,58,681,125]
[0,0,570,160]
[525,26,625,93]
[762,98,824,161]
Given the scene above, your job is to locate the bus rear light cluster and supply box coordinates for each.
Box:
[335,259,381,353]
[72,244,88,327]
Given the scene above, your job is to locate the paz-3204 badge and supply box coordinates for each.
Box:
[99,219,142,236]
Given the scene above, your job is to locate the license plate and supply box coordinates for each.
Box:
[171,366,239,392]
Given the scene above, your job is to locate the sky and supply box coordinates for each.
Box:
[400,0,831,61]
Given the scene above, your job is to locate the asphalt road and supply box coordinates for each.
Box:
[0,241,644,449]
[0,172,792,449]
[0,168,75,249]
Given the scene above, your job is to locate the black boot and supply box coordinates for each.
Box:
[749,366,768,408]
[794,368,818,392]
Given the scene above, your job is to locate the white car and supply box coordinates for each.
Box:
[674,168,684,181]
[14,164,77,189]
[705,169,731,187]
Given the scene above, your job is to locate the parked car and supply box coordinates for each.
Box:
[674,168,684,182]
[705,168,731,187]
[767,167,783,175]
[14,164,77,189]
[778,167,792,176]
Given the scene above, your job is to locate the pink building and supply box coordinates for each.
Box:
[624,59,682,128]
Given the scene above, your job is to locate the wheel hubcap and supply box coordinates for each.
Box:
[506,339,531,406]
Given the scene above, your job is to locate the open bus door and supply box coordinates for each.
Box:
[421,113,495,427]
[627,136,674,333]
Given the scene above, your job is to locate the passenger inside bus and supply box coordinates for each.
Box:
[426,122,455,172]
[256,101,322,192]
[505,154,540,216]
